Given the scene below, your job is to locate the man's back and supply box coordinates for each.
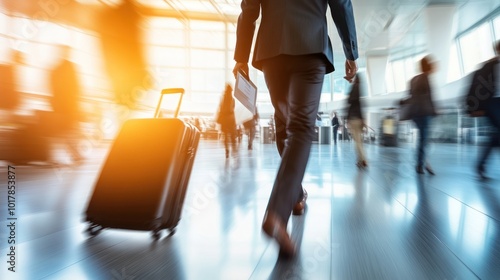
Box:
[466,58,497,115]
[235,0,357,73]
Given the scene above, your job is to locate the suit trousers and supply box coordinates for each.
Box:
[478,97,500,171]
[261,54,327,224]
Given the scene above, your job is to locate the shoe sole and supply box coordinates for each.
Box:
[262,214,296,257]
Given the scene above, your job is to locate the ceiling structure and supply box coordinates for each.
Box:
[0,0,492,74]
[95,0,478,74]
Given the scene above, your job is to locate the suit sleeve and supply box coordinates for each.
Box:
[234,0,261,63]
[329,0,358,61]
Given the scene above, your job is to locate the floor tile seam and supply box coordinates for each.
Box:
[247,241,272,280]
[365,167,500,225]
[363,172,482,280]
[0,222,84,250]
[427,185,500,224]
[38,238,131,280]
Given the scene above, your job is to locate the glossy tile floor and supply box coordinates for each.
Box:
[1,137,499,280]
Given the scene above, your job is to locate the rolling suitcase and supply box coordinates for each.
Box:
[84,88,200,240]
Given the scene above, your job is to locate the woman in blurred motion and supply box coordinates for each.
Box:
[409,56,437,175]
[216,84,238,159]
[347,74,367,168]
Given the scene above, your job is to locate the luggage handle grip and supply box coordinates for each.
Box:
[154,88,185,118]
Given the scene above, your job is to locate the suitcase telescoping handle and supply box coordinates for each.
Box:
[154,88,185,119]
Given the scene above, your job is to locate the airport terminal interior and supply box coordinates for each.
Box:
[1,0,500,279]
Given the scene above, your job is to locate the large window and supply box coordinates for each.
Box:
[144,18,232,110]
[447,42,461,82]
[493,16,500,40]
[459,23,495,74]
[0,13,242,115]
[385,61,394,93]
[383,12,500,94]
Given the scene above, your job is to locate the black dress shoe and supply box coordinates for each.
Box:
[292,189,308,215]
[262,212,296,258]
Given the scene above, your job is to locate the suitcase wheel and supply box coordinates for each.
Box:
[151,229,162,241]
[151,225,177,240]
[85,223,103,237]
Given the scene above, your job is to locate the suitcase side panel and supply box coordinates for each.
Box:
[160,123,200,228]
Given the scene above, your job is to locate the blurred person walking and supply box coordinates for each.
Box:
[408,56,438,175]
[0,49,23,121]
[346,74,367,168]
[97,0,149,111]
[233,0,358,257]
[48,44,84,164]
[331,111,339,145]
[243,108,259,150]
[216,84,238,159]
[465,40,500,180]
[0,50,52,165]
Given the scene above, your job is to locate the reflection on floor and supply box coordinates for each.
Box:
[1,139,499,280]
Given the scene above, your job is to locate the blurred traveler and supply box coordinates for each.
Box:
[409,56,438,175]
[216,84,238,159]
[331,111,339,145]
[97,0,149,110]
[466,40,500,180]
[233,0,358,257]
[347,74,367,168]
[0,49,23,121]
[49,44,84,164]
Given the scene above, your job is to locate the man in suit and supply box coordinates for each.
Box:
[466,41,500,180]
[233,0,358,257]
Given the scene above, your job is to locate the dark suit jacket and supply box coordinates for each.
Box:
[465,58,498,116]
[409,73,437,118]
[234,0,358,73]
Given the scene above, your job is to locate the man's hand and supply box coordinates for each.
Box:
[344,59,358,83]
[233,62,249,79]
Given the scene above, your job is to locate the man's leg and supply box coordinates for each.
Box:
[477,132,498,178]
[478,99,500,178]
[413,117,429,170]
[262,54,326,225]
[248,126,255,149]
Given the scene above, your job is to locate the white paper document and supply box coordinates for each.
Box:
[233,71,257,124]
